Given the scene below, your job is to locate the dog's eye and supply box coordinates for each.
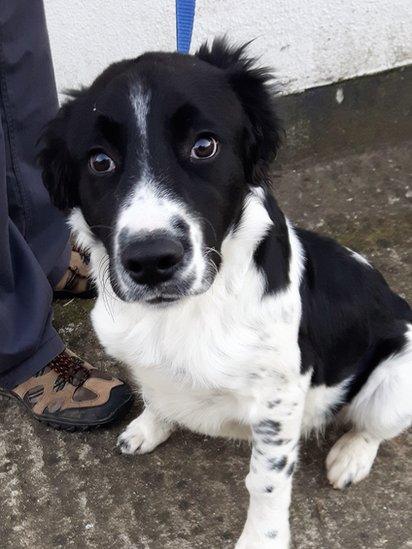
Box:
[191,136,218,160]
[88,151,116,175]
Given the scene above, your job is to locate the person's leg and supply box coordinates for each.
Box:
[1,0,70,283]
[0,2,134,428]
[0,1,69,389]
[0,212,65,390]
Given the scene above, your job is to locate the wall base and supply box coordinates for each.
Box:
[277,64,411,164]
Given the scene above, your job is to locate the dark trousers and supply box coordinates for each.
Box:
[0,1,70,389]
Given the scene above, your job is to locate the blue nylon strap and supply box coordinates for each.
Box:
[176,0,196,53]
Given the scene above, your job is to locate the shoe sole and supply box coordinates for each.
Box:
[0,388,133,431]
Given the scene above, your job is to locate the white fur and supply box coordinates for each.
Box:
[325,325,412,490]
[89,191,305,401]
[302,379,351,435]
[130,84,150,155]
[69,208,97,253]
[345,325,412,440]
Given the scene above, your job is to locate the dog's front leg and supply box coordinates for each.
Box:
[236,384,306,549]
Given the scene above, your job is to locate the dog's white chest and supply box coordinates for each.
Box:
[91,271,302,435]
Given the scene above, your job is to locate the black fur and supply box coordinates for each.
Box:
[38,104,80,210]
[197,38,282,185]
[296,228,411,393]
[254,189,291,293]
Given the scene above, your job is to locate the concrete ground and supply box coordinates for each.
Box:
[1,142,411,549]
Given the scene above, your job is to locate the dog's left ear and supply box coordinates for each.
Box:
[196,38,282,184]
[38,101,80,210]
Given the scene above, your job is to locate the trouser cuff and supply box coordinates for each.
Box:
[0,332,65,390]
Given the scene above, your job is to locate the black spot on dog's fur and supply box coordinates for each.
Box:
[265,485,273,493]
[286,461,296,476]
[267,456,287,471]
[254,419,281,437]
[266,530,277,538]
[254,446,264,456]
[342,479,352,489]
[262,437,291,446]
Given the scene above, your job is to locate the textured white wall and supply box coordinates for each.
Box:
[44,0,412,99]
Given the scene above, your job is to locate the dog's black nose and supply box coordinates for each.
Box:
[121,236,184,285]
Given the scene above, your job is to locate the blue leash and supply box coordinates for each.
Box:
[176,0,196,53]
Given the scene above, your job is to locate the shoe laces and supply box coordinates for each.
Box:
[48,351,90,388]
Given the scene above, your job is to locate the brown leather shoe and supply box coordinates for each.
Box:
[0,350,133,431]
[54,246,96,299]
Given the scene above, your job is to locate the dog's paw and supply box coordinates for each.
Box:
[326,431,379,489]
[117,412,173,455]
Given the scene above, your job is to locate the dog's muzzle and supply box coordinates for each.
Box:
[113,226,198,304]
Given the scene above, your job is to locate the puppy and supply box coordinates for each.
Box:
[40,39,412,548]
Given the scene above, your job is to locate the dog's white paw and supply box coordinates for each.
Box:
[117,411,173,455]
[326,431,379,489]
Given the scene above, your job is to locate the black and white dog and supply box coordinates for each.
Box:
[40,40,412,548]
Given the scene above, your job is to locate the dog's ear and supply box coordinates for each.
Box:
[196,38,282,184]
[38,101,80,210]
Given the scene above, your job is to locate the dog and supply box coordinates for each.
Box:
[39,39,412,548]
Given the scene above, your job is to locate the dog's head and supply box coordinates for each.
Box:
[39,39,281,305]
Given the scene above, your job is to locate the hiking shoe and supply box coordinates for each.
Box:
[0,350,133,431]
[54,245,96,299]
